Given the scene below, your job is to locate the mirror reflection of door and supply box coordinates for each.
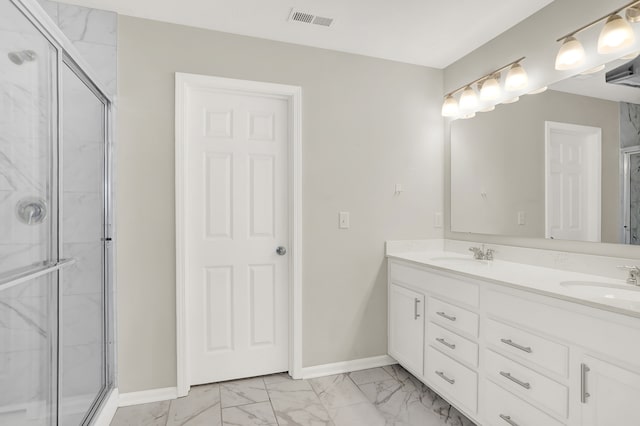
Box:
[623,147,640,245]
[545,121,602,243]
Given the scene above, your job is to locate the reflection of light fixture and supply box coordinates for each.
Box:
[528,86,548,95]
[502,97,520,104]
[581,64,606,75]
[627,4,640,22]
[555,1,640,70]
[555,37,586,70]
[459,86,479,110]
[598,14,635,54]
[441,95,459,117]
[440,57,526,117]
[505,63,528,91]
[622,51,640,60]
[479,75,501,101]
[479,105,495,112]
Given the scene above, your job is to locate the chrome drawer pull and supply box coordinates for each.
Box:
[436,337,456,350]
[435,371,455,385]
[500,338,532,353]
[581,363,591,403]
[414,298,421,320]
[436,311,456,322]
[500,371,531,390]
[499,414,519,426]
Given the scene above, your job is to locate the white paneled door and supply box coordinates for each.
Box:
[545,122,601,242]
[185,85,290,385]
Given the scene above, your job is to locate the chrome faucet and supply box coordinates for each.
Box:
[619,266,640,286]
[469,245,494,261]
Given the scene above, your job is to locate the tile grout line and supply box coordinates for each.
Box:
[263,375,281,426]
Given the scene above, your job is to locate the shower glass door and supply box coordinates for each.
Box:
[1,0,113,425]
[627,150,640,245]
[0,1,58,425]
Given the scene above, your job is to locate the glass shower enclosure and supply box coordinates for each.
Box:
[0,0,114,424]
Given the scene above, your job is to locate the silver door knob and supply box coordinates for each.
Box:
[276,246,287,256]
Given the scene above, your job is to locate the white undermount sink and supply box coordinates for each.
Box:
[560,281,640,305]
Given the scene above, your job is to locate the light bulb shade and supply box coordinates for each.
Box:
[441,95,459,117]
[555,36,586,70]
[598,14,635,54]
[479,105,495,113]
[528,86,548,95]
[622,51,640,60]
[460,112,476,120]
[505,63,528,91]
[626,5,640,23]
[459,86,479,110]
[502,97,520,104]
[479,76,501,101]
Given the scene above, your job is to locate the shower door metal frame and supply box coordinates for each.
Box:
[622,145,640,245]
[6,0,116,424]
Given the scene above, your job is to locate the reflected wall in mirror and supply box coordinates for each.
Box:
[451,56,640,245]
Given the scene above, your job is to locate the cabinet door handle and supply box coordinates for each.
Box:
[414,298,421,320]
[581,363,591,403]
[499,414,520,426]
[435,371,455,385]
[436,337,456,350]
[436,311,456,322]
[500,371,531,389]
[500,338,532,353]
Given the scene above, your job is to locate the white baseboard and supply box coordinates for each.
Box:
[118,387,178,407]
[92,388,119,426]
[301,355,396,379]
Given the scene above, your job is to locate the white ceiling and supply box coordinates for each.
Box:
[59,0,555,68]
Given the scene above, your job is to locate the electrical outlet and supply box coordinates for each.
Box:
[518,211,526,225]
[434,212,443,228]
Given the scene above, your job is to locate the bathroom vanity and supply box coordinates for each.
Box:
[387,243,640,426]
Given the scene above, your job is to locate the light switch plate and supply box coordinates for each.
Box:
[339,212,350,229]
[434,212,443,228]
[517,211,526,225]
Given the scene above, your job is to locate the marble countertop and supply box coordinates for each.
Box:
[387,250,640,319]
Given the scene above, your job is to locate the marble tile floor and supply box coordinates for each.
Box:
[110,365,476,426]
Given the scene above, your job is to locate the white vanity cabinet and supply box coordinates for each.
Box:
[388,283,425,376]
[579,356,640,426]
[387,258,640,426]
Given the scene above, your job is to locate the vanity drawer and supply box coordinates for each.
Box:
[429,297,479,338]
[426,346,478,413]
[484,380,564,426]
[428,322,478,367]
[485,350,568,419]
[389,261,479,307]
[486,318,569,377]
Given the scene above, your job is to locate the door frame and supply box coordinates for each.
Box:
[175,73,303,396]
[544,121,602,242]
[621,145,640,244]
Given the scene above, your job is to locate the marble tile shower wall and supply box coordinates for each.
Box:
[0,1,117,423]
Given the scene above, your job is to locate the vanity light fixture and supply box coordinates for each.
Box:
[440,57,526,117]
[441,94,459,117]
[555,0,640,70]
[502,97,520,104]
[622,50,640,59]
[505,63,529,91]
[459,86,479,110]
[528,86,548,95]
[460,112,476,119]
[598,14,635,54]
[479,75,501,101]
[478,105,496,112]
[555,36,586,70]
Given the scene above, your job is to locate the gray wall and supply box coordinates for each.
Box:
[444,0,640,259]
[451,90,620,243]
[116,16,444,392]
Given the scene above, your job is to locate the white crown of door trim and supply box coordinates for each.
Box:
[175,73,303,397]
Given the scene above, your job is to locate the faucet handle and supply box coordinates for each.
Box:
[617,265,640,271]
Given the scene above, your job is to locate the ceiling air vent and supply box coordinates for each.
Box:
[288,9,335,28]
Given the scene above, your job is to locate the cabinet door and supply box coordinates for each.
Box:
[581,356,640,425]
[389,283,425,375]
